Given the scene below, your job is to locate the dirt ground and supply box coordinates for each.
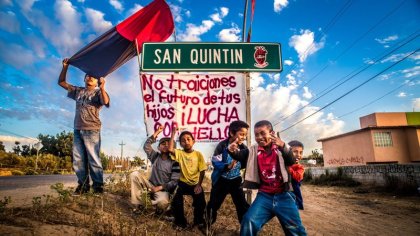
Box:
[1,183,420,235]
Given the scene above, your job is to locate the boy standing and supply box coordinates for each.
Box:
[130,125,180,213]
[169,127,207,229]
[58,58,110,195]
[288,140,305,210]
[207,120,250,225]
[228,120,306,236]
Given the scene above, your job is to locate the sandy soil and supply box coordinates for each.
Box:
[1,184,419,235]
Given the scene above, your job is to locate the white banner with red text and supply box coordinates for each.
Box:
[140,73,246,142]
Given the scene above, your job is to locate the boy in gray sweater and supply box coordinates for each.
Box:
[130,126,180,213]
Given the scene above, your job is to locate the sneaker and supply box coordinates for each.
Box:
[93,187,104,194]
[195,223,207,235]
[162,216,175,222]
[173,221,188,229]
[73,185,89,196]
[132,205,145,215]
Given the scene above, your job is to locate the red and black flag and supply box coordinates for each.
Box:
[69,0,174,78]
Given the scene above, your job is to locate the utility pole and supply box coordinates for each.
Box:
[119,140,126,158]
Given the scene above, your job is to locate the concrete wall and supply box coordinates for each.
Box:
[307,164,420,187]
[322,130,374,167]
[360,112,408,128]
[372,129,411,163]
[406,129,420,162]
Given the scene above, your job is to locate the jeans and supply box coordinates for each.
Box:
[171,181,206,226]
[240,191,307,236]
[73,129,103,190]
[207,176,249,224]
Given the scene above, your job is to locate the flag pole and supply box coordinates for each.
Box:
[242,0,251,147]
[242,0,249,42]
[135,39,146,126]
[135,39,149,170]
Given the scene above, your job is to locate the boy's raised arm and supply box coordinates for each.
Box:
[143,125,163,162]
[98,77,110,106]
[58,58,71,90]
[168,126,176,155]
[227,138,249,163]
[271,132,296,165]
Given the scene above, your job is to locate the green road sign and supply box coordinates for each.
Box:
[141,42,282,72]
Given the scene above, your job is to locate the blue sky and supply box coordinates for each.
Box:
[0,0,419,160]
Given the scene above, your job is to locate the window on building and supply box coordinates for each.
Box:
[373,132,393,147]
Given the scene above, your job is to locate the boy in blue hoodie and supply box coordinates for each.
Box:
[207,120,250,226]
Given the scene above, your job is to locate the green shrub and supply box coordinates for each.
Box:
[24,168,38,175]
[11,170,25,176]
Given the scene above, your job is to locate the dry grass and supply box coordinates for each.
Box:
[1,171,264,235]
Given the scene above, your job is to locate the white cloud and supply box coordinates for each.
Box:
[0,135,39,152]
[397,92,406,97]
[0,11,20,33]
[0,0,13,7]
[210,7,229,22]
[249,72,344,153]
[85,8,113,34]
[274,0,289,13]
[169,4,183,23]
[0,41,36,69]
[401,65,420,78]
[178,7,229,41]
[18,0,83,56]
[375,35,398,45]
[178,20,214,41]
[363,57,375,65]
[302,87,313,99]
[127,4,143,16]
[16,0,36,12]
[289,29,325,62]
[218,25,240,42]
[109,0,123,12]
[381,52,416,63]
[250,72,264,88]
[284,59,293,66]
[413,98,420,111]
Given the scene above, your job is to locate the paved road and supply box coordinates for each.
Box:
[0,175,79,191]
[0,174,112,207]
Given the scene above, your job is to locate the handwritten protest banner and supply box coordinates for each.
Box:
[140,73,246,141]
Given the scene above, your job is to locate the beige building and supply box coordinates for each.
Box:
[318,112,420,167]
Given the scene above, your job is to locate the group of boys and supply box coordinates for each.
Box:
[59,59,307,235]
[130,120,307,236]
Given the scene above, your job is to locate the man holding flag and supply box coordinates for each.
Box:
[58,58,110,195]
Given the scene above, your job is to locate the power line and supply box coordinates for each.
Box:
[337,77,419,119]
[0,128,38,141]
[276,30,419,123]
[280,0,353,78]
[261,0,408,121]
[300,0,407,88]
[276,47,419,132]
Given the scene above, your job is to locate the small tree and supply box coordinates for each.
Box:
[0,141,5,152]
[131,156,145,167]
[100,152,109,170]
[307,149,324,166]
[12,141,21,155]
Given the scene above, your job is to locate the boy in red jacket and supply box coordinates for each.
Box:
[288,140,305,210]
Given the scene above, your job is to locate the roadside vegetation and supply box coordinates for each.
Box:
[0,131,144,176]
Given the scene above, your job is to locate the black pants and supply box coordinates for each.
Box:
[207,176,249,224]
[171,181,206,226]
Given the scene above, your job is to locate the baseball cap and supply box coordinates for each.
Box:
[158,137,175,147]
